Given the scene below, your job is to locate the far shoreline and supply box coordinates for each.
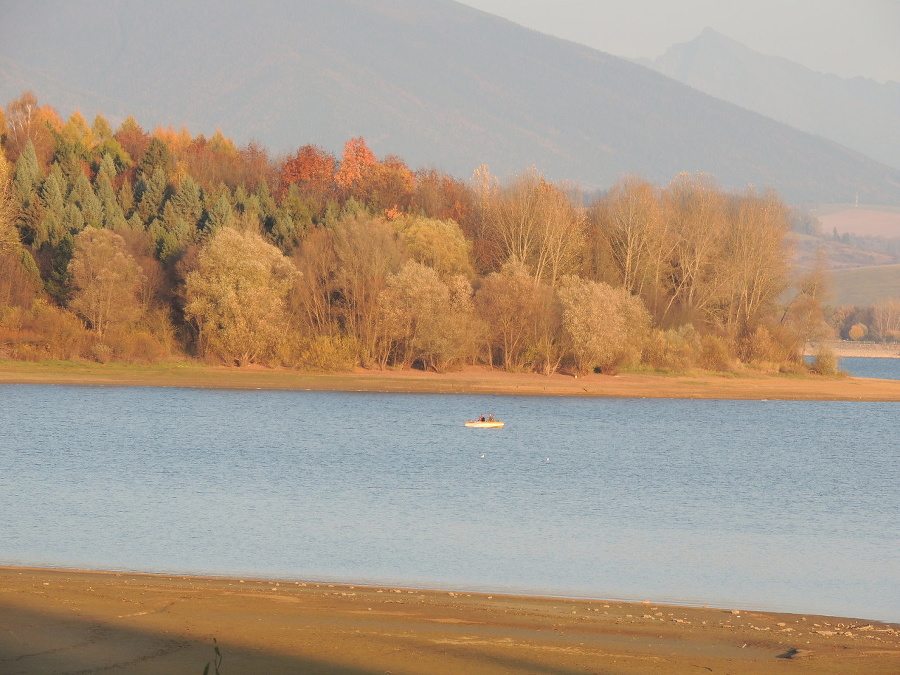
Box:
[1,357,898,401]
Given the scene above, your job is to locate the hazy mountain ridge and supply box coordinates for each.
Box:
[3,0,900,205]
[640,27,900,172]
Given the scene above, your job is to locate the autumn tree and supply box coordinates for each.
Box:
[68,228,145,338]
[335,137,376,193]
[184,227,297,365]
[660,173,728,326]
[557,276,650,375]
[331,214,404,365]
[280,144,336,205]
[391,215,474,278]
[589,177,672,316]
[289,227,339,338]
[3,92,56,164]
[114,116,151,169]
[0,156,41,306]
[778,249,831,358]
[58,111,96,158]
[379,261,477,371]
[475,261,541,370]
[476,167,584,285]
[411,169,474,225]
[718,189,792,338]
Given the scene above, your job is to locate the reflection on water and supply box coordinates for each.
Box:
[0,385,897,622]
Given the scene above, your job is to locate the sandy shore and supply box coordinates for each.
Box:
[807,340,900,359]
[1,567,898,675]
[0,360,899,400]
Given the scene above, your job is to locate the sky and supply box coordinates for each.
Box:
[456,0,900,83]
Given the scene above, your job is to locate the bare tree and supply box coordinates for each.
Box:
[477,167,584,285]
[661,173,729,326]
[589,176,673,317]
[720,189,792,336]
[872,299,900,342]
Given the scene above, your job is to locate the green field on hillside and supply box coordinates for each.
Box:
[831,264,900,306]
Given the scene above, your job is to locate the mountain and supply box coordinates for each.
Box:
[640,27,900,172]
[2,0,900,205]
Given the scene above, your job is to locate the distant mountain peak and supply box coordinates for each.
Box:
[646,28,900,174]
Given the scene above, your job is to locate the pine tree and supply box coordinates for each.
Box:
[72,171,102,229]
[96,169,128,231]
[38,170,66,246]
[45,233,75,305]
[171,174,203,227]
[138,137,173,179]
[202,194,235,233]
[118,181,135,218]
[13,141,43,207]
[135,167,168,225]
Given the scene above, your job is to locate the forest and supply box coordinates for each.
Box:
[0,91,851,375]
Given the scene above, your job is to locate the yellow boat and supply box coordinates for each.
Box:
[465,420,504,428]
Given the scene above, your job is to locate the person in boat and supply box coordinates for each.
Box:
[478,415,486,422]
[488,413,495,422]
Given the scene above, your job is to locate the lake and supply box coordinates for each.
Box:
[0,384,897,622]
[839,355,900,380]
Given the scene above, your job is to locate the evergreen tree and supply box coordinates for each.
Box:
[12,142,45,244]
[118,181,135,218]
[61,203,85,238]
[96,169,128,231]
[155,200,191,259]
[202,194,235,233]
[44,233,75,305]
[72,171,102,229]
[13,141,43,206]
[135,167,168,225]
[38,170,66,246]
[171,174,203,227]
[137,137,173,179]
[97,153,117,182]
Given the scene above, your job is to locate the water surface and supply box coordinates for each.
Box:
[0,385,896,622]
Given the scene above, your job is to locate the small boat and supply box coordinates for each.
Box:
[465,420,504,428]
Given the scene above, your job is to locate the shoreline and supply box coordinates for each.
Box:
[806,340,900,359]
[1,359,899,401]
[2,566,898,675]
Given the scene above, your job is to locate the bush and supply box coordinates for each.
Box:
[740,325,778,363]
[642,327,698,372]
[299,335,359,371]
[848,323,867,341]
[698,334,734,371]
[810,345,839,375]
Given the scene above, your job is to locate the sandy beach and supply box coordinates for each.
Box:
[2,567,898,675]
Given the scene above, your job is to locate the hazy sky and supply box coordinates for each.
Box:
[456,0,900,83]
